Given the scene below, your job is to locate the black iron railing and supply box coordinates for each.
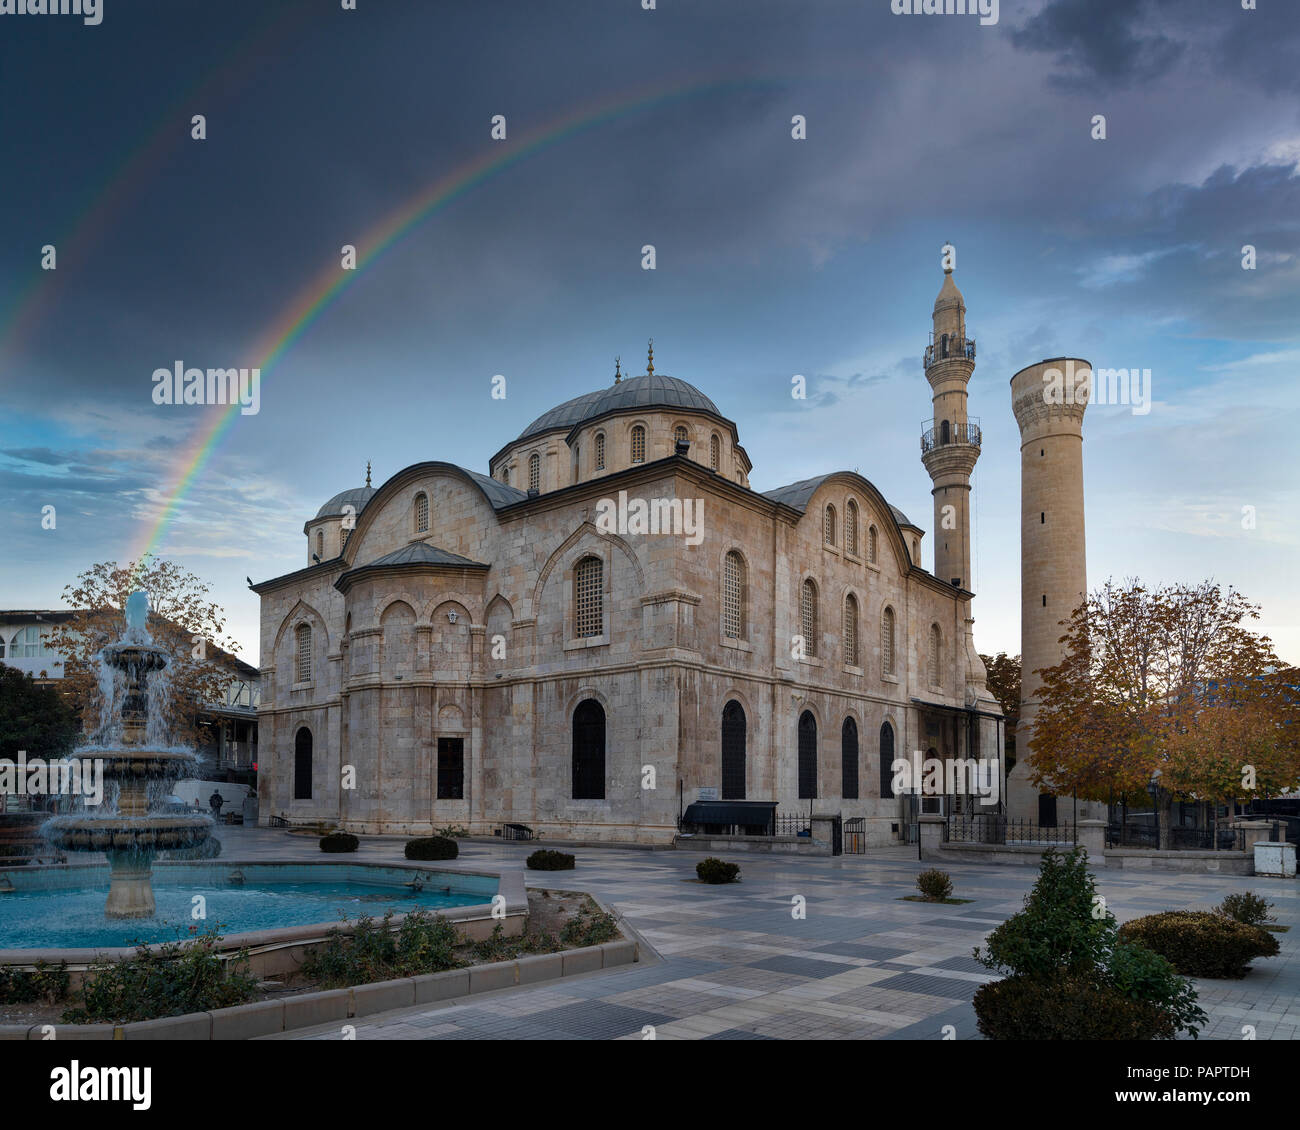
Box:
[1106,822,1246,851]
[921,419,982,454]
[924,337,976,369]
[775,813,812,837]
[946,815,1076,845]
[843,817,866,854]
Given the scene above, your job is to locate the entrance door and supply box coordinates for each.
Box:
[437,738,464,800]
[1038,793,1057,828]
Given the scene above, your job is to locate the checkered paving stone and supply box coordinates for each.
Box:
[219,827,1298,1043]
[872,972,984,1000]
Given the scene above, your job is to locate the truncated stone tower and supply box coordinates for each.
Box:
[1006,358,1098,822]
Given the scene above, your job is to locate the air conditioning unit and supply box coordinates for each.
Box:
[920,795,948,816]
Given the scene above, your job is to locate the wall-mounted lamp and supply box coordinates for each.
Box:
[447,611,459,624]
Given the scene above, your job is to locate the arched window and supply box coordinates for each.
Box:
[879,721,895,798]
[0,635,5,659]
[929,624,941,686]
[414,492,429,533]
[294,727,313,800]
[823,504,836,546]
[868,525,879,565]
[631,425,646,464]
[709,434,720,471]
[723,551,746,639]
[913,538,921,562]
[315,530,323,559]
[294,623,312,683]
[798,710,817,799]
[881,607,895,675]
[572,699,606,799]
[501,466,510,486]
[12,626,42,657]
[341,528,351,553]
[843,593,859,667]
[842,717,859,799]
[721,700,746,799]
[846,500,859,556]
[574,556,603,638]
[674,425,688,447]
[528,452,540,492]
[595,432,606,470]
[800,579,819,658]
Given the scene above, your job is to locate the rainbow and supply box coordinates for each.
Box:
[130,71,788,573]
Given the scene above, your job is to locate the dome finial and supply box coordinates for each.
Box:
[614,355,621,384]
[365,460,372,488]
[647,337,654,376]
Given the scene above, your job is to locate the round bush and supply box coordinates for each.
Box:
[974,975,1175,1040]
[916,868,953,901]
[696,857,740,884]
[1118,910,1279,979]
[405,836,458,861]
[526,849,575,871]
[319,832,359,854]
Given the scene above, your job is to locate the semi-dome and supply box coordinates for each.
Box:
[315,486,376,519]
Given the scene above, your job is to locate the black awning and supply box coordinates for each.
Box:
[682,801,777,826]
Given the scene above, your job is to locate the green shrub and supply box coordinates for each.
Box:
[973,848,1205,1040]
[62,931,258,1024]
[0,961,70,1005]
[559,903,621,947]
[973,975,1176,1040]
[1118,911,1279,979]
[696,857,740,884]
[320,832,359,853]
[404,836,458,861]
[433,824,469,839]
[300,910,464,988]
[526,849,575,871]
[916,868,953,901]
[1219,891,1273,927]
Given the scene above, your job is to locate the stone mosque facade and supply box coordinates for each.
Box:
[253,270,1006,845]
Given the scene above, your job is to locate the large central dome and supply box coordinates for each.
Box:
[517,374,721,442]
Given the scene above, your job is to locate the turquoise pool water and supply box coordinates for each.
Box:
[0,871,489,949]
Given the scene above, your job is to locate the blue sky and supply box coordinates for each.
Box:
[1,0,1297,665]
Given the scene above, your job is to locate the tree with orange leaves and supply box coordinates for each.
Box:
[1031,579,1299,850]
[43,558,243,747]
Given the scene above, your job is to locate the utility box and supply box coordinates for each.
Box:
[1253,841,1296,878]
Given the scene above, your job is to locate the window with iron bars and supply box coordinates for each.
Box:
[574,556,603,638]
[800,579,818,657]
[723,550,745,639]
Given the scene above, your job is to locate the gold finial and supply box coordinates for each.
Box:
[365,460,372,488]
[647,337,654,376]
[614,355,621,384]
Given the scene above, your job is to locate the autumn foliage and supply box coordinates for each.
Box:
[1029,580,1300,842]
[44,558,243,746]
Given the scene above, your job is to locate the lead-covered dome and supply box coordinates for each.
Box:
[580,373,719,424]
[315,486,376,519]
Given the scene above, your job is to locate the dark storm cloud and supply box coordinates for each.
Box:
[1011,0,1185,86]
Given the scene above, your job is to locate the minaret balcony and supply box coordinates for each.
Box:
[924,337,976,370]
[921,418,982,455]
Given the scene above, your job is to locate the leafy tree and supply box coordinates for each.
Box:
[979,651,1020,764]
[43,558,243,746]
[1031,579,1299,849]
[0,664,79,760]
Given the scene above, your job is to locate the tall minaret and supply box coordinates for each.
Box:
[920,265,980,589]
[1006,358,1098,821]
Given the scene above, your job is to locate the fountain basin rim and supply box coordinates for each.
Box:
[0,859,525,966]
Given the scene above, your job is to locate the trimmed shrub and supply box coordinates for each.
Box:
[916,868,953,901]
[1118,911,1279,979]
[973,976,1176,1040]
[1219,891,1273,928]
[526,849,575,871]
[696,857,740,884]
[320,831,359,853]
[404,836,458,861]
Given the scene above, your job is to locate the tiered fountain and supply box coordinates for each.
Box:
[43,591,213,918]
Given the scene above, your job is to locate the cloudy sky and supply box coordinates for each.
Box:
[1,0,1297,666]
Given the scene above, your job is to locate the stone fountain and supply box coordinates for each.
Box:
[43,591,212,918]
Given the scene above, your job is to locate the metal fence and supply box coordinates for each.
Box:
[775,813,812,837]
[843,817,866,855]
[1106,822,1247,851]
[946,815,1077,846]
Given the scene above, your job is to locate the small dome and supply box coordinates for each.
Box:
[579,373,720,424]
[315,486,376,519]
[517,389,610,441]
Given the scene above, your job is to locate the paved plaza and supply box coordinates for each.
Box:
[213,827,1300,1041]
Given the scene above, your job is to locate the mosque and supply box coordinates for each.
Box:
[252,268,1024,844]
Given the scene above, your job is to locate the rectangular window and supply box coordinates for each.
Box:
[574,557,603,638]
[437,738,464,800]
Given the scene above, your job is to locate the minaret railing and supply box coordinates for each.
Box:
[921,418,982,454]
[923,337,977,370]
